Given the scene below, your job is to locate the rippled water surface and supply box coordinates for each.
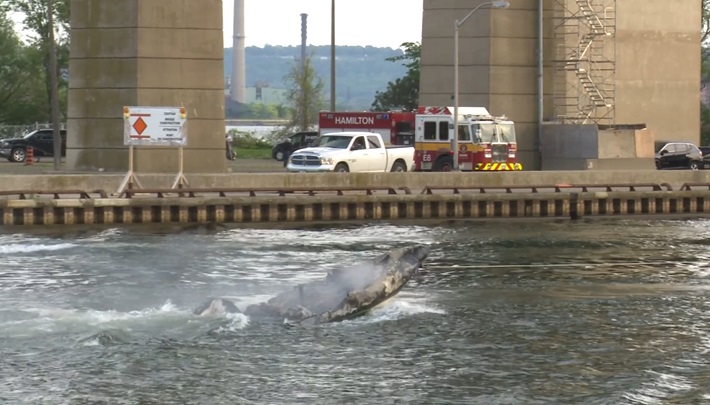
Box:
[3,220,710,404]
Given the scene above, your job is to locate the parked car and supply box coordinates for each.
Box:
[0,129,67,163]
[272,131,318,161]
[286,131,415,173]
[700,146,710,169]
[654,142,703,170]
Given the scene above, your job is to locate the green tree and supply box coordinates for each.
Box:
[704,0,710,44]
[280,56,325,134]
[0,7,49,124]
[702,0,710,144]
[371,42,420,111]
[7,0,70,120]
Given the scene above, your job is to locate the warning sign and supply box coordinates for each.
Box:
[123,106,187,146]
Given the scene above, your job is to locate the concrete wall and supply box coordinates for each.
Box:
[540,124,656,170]
[615,0,701,144]
[1,171,707,196]
[540,124,598,160]
[597,128,655,159]
[68,0,226,173]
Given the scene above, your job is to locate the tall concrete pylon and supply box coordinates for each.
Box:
[231,0,246,103]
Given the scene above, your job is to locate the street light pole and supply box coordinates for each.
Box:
[453,1,510,170]
[47,0,62,171]
[330,0,336,112]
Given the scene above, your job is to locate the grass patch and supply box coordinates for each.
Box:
[235,147,272,159]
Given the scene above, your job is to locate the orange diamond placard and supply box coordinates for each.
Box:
[132,117,147,135]
[123,106,187,146]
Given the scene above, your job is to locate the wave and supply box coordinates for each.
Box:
[344,298,446,325]
[622,370,695,404]
[0,300,250,341]
[0,243,77,255]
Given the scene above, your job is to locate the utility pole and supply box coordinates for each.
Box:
[330,0,336,112]
[47,0,62,171]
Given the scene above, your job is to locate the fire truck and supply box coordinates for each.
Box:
[413,106,523,172]
[318,111,416,145]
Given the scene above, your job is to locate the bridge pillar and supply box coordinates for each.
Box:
[67,0,226,173]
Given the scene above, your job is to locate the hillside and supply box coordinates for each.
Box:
[224,45,408,110]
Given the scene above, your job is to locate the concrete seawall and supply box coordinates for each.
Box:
[2,170,710,193]
[3,189,710,227]
[2,171,710,227]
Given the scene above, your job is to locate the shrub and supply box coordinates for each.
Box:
[228,129,273,149]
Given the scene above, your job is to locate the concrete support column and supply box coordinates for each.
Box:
[68,0,226,173]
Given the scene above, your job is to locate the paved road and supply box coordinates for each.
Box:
[0,158,287,175]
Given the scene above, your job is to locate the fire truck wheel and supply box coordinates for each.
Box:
[433,156,454,172]
[334,163,350,173]
[391,162,407,172]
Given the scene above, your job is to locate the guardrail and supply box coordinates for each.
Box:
[0,184,678,200]
[0,189,108,199]
[421,183,674,194]
[119,186,413,199]
[679,183,710,191]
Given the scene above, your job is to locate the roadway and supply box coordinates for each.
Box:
[0,158,287,175]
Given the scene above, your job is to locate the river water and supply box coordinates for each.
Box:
[2,219,710,404]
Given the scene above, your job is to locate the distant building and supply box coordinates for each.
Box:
[225,77,287,104]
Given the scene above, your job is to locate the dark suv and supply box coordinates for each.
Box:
[655,142,703,170]
[271,131,318,161]
[0,129,67,163]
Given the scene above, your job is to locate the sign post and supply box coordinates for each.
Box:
[119,106,188,194]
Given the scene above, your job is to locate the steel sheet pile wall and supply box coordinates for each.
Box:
[2,191,710,227]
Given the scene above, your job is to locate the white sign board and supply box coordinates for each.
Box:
[123,106,187,146]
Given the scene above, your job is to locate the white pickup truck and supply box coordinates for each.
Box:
[286,132,415,173]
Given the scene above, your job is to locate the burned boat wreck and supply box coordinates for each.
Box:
[193,244,430,324]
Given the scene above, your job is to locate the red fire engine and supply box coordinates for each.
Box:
[413,106,523,172]
[318,111,416,145]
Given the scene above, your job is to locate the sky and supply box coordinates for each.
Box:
[226,0,423,49]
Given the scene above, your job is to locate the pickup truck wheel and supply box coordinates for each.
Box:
[10,147,25,163]
[334,163,349,172]
[690,161,700,170]
[391,161,407,172]
[274,150,285,161]
[433,156,454,172]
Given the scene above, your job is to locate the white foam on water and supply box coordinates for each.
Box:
[345,298,446,325]
[210,312,251,335]
[0,299,213,339]
[622,370,695,404]
[0,242,77,255]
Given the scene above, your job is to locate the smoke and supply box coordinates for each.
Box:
[196,246,429,322]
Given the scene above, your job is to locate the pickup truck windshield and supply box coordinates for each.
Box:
[311,135,353,149]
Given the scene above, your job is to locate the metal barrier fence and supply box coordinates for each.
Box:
[0,123,66,140]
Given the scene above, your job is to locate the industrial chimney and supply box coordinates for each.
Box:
[231,0,246,103]
[300,13,308,70]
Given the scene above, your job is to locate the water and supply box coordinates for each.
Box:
[3,219,710,404]
[227,126,280,139]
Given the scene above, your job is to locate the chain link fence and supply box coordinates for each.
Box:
[0,123,66,140]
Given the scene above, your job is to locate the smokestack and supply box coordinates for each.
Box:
[300,13,308,70]
[231,0,246,103]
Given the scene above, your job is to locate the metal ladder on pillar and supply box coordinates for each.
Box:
[573,0,610,121]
